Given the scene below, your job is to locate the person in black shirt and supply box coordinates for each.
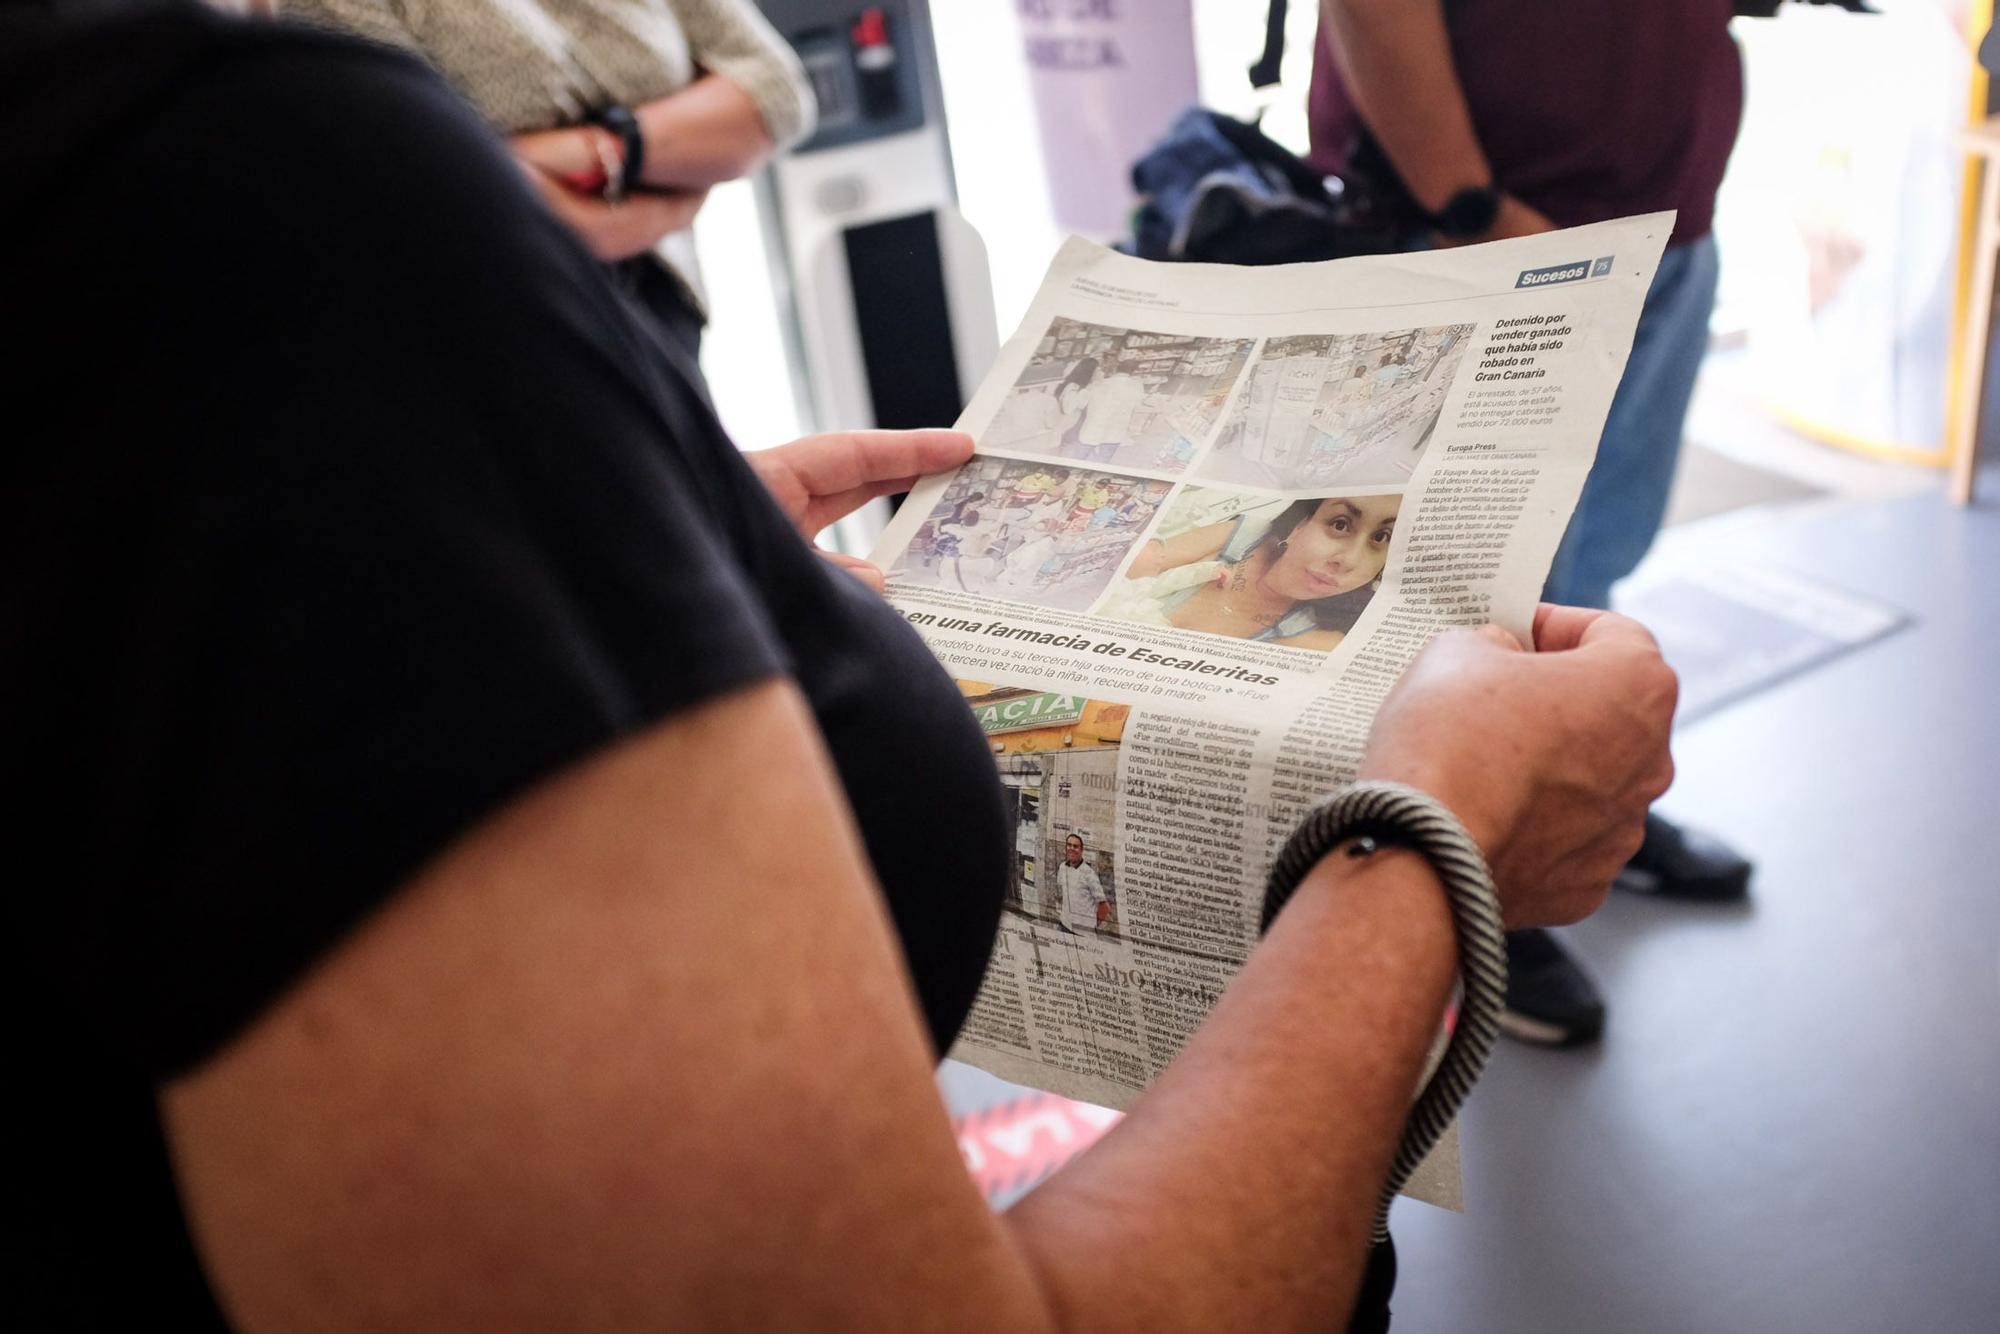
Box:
[4,4,1676,1330]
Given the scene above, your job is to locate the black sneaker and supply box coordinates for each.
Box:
[1500,929,1605,1047]
[1616,812,1753,900]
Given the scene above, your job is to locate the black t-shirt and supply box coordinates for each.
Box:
[1,3,1008,1325]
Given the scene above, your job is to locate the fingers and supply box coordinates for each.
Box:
[1530,603,1608,652]
[1575,611,1680,730]
[1574,608,1663,654]
[1565,823,1644,906]
[760,431,975,534]
[613,190,705,248]
[1470,623,1525,652]
[1640,748,1677,807]
[818,550,886,593]
[509,128,593,178]
[1366,604,1678,931]
[1416,626,1521,666]
[1532,602,1665,660]
[1492,194,1558,240]
[521,169,704,261]
[803,478,922,524]
[653,187,709,234]
[772,431,975,504]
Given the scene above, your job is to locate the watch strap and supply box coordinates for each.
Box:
[593,104,645,198]
[1427,184,1500,240]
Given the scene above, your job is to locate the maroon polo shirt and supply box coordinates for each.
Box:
[1307,0,1744,245]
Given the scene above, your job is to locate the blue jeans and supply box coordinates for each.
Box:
[1543,235,1720,609]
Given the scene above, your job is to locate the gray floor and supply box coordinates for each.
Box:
[943,479,2000,1332]
[1381,484,2000,1333]
[1660,441,1827,528]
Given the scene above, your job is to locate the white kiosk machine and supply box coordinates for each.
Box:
[754,2,998,544]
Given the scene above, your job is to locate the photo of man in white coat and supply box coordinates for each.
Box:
[1056,832,1111,935]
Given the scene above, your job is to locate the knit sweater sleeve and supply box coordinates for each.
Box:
[670,0,816,148]
[280,0,425,58]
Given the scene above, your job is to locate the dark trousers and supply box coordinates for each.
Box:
[608,255,709,405]
[1348,1236,1397,1333]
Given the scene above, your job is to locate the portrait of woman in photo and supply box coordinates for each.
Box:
[1099,493,1401,651]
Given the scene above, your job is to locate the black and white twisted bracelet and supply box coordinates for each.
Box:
[1262,780,1508,1243]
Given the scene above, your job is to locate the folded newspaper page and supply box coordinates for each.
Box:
[872,215,1673,1209]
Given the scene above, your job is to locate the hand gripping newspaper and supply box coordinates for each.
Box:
[870,215,1673,1209]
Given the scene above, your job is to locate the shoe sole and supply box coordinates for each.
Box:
[1499,1007,1605,1048]
[1615,865,1751,900]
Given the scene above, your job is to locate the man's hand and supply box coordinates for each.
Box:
[1484,193,1557,241]
[517,162,707,262]
[747,430,974,592]
[1358,605,1677,928]
[511,127,605,188]
[1439,193,1556,248]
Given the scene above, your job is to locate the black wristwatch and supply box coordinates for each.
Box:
[593,104,646,198]
[1427,184,1501,241]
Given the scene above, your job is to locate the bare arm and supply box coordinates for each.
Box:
[625,0,817,189]
[161,610,1672,1330]
[511,76,775,193]
[1273,627,1349,653]
[160,679,1450,1330]
[1013,841,1456,1326]
[632,72,775,189]
[516,164,707,261]
[1125,518,1237,579]
[1319,0,1552,238]
[503,73,770,245]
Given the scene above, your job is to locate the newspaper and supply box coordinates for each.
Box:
[871,215,1673,1209]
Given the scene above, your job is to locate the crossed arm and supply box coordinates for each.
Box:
[509,74,774,196]
[281,0,800,260]
[508,73,775,260]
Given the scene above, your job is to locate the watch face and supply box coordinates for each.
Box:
[1443,187,1500,239]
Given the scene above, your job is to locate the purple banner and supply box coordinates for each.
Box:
[1017,0,1200,237]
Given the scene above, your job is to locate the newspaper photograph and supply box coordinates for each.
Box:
[890,461,1173,610]
[981,318,1256,475]
[1197,325,1475,490]
[871,216,1674,1209]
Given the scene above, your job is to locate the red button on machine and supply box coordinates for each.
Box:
[851,7,888,49]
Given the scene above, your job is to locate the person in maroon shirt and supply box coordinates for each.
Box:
[1310,0,1756,1046]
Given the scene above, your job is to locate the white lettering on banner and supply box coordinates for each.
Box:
[975,692,1088,734]
[1015,1,1199,233]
